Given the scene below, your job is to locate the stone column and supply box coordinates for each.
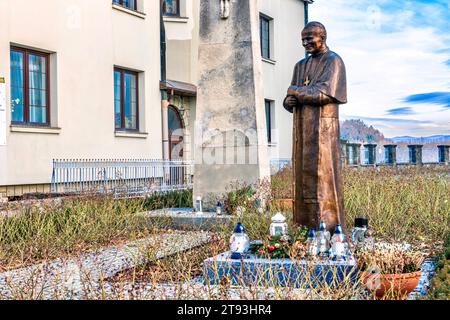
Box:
[0,186,7,203]
[438,145,449,164]
[193,0,270,209]
[364,144,377,166]
[346,143,361,166]
[384,144,397,165]
[408,145,423,165]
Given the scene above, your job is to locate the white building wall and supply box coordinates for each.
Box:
[0,0,307,190]
[258,0,306,160]
[164,0,306,162]
[0,0,162,186]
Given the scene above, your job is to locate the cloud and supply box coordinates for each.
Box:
[386,107,415,115]
[310,0,450,137]
[445,59,450,67]
[403,92,450,109]
[436,48,450,54]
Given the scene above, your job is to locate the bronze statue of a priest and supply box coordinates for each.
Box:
[283,21,347,233]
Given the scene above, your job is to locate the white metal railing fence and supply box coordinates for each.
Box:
[269,157,447,173]
[51,159,194,196]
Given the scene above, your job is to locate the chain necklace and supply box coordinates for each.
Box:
[301,48,329,86]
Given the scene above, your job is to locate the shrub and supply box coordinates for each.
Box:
[142,189,193,210]
[426,233,450,300]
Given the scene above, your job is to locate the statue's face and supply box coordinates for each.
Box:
[302,28,325,55]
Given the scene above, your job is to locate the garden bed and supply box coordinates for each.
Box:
[0,167,447,300]
[0,195,187,272]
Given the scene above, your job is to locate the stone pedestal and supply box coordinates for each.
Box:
[203,252,358,288]
[193,0,270,209]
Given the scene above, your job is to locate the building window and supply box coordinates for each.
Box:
[112,0,137,11]
[265,100,273,144]
[114,68,139,131]
[438,146,446,163]
[260,14,271,59]
[10,47,50,126]
[163,0,180,17]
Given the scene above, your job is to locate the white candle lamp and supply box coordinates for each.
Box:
[230,222,250,259]
[270,212,288,237]
[195,196,203,214]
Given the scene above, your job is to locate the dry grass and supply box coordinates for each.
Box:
[343,166,449,245]
[272,165,449,245]
[0,196,162,272]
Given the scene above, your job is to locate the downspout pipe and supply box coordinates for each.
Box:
[160,0,170,161]
[304,1,309,25]
[160,0,167,83]
[304,0,311,58]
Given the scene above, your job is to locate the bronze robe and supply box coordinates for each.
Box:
[283,48,347,233]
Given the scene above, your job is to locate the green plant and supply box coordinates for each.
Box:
[290,225,309,243]
[425,233,450,300]
[257,235,291,259]
[142,189,193,210]
[254,226,309,259]
[224,184,257,215]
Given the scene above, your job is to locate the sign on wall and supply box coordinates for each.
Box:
[0,77,6,146]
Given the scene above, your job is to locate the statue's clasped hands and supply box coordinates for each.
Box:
[286,86,300,108]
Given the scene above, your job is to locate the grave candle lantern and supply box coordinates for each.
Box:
[230,222,250,259]
[270,213,288,237]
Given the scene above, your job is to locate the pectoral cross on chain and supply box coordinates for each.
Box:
[304,76,311,86]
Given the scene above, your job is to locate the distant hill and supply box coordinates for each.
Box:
[340,119,449,163]
[340,119,450,146]
[340,119,387,144]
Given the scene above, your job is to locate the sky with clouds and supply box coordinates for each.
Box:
[309,0,450,138]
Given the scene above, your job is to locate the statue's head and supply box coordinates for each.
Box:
[302,21,327,55]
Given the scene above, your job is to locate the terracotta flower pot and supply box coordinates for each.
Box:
[270,199,293,212]
[361,271,422,299]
